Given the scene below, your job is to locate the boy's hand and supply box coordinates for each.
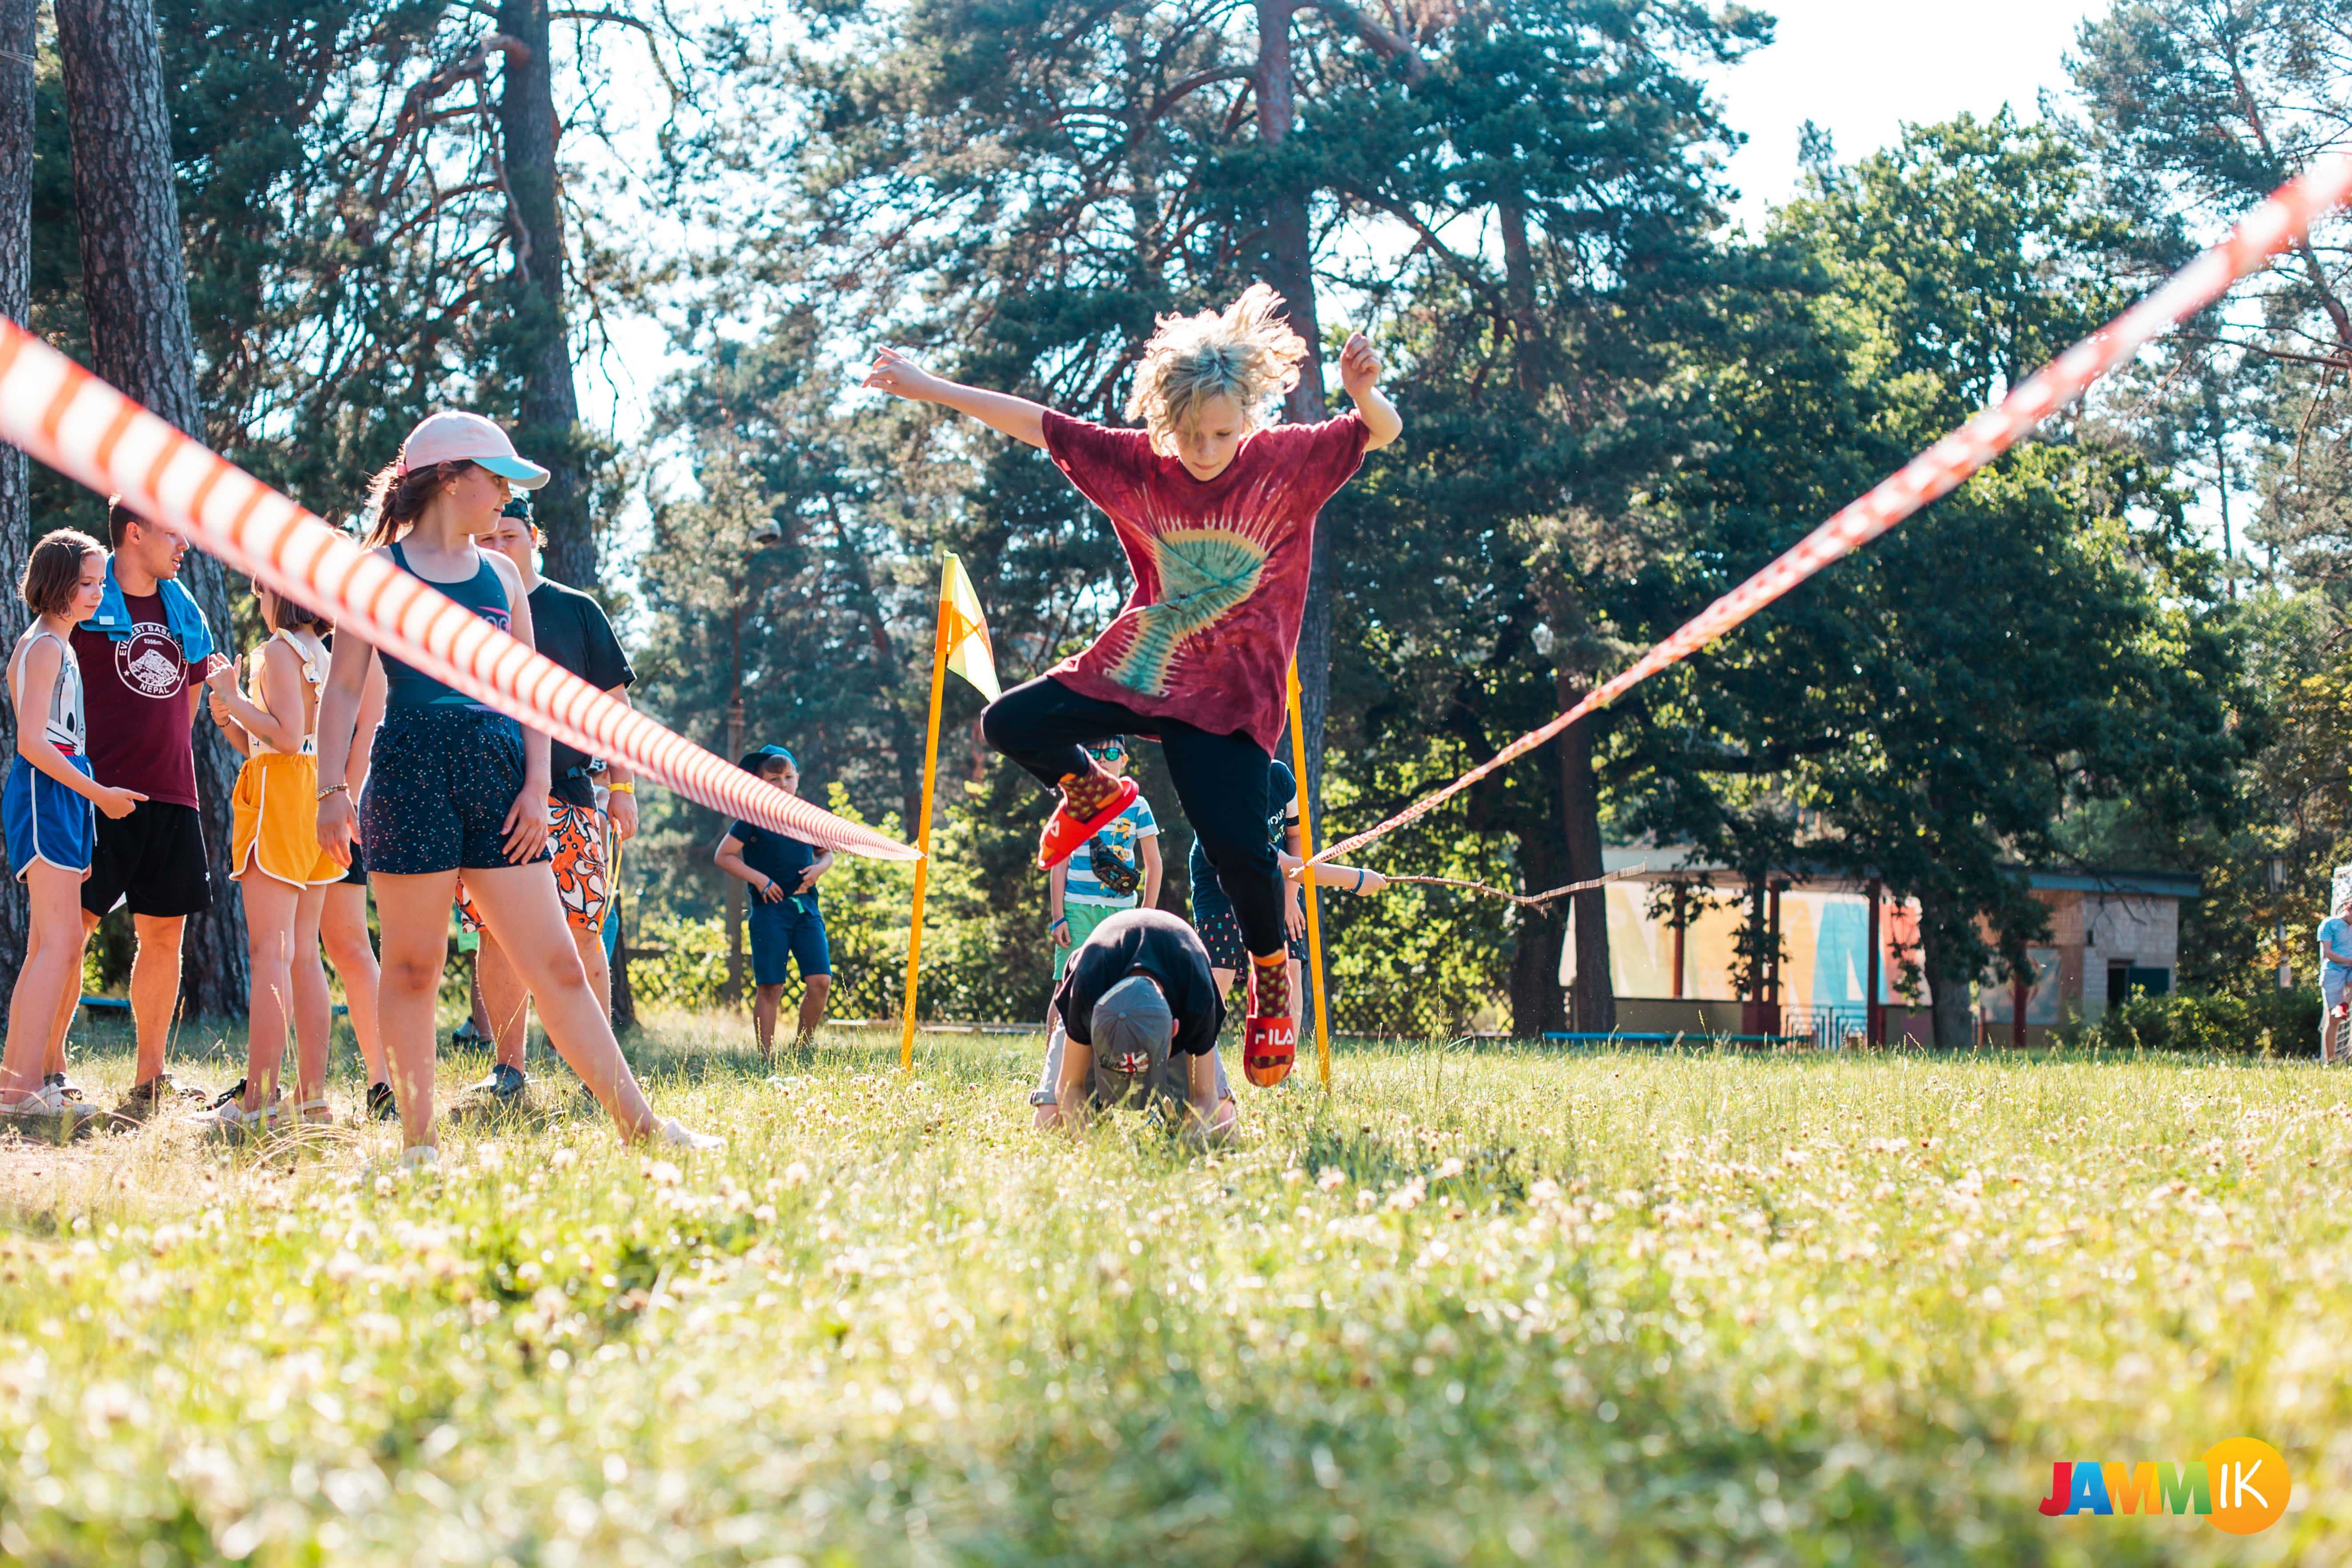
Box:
[862,346,938,402]
[1338,333,1383,402]
[795,865,822,893]
[94,785,145,821]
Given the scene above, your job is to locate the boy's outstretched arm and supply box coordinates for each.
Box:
[864,347,1049,450]
[1338,333,1403,452]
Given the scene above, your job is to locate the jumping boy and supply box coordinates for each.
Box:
[714,746,833,1060]
[864,285,1400,1086]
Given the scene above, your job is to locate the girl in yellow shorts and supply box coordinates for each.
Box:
[192,584,345,1136]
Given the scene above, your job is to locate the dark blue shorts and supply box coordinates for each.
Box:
[4,753,94,880]
[359,708,550,876]
[748,900,830,985]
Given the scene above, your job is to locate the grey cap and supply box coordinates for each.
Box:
[1090,974,1175,1108]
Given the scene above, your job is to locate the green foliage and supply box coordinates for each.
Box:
[2065,987,2322,1058]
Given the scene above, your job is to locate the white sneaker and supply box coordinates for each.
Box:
[0,1082,102,1135]
[190,1098,281,1140]
[656,1117,724,1152]
[399,1145,441,1172]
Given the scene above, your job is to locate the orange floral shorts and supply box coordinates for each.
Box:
[456,799,610,936]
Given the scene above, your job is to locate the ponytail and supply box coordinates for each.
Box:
[361,458,472,549]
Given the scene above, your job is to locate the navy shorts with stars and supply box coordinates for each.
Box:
[359,708,551,876]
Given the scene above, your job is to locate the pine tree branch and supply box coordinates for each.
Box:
[1299,0,1426,83]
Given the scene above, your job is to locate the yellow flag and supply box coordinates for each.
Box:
[939,552,1000,701]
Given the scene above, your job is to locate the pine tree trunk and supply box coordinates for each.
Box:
[1555,669,1615,1032]
[54,0,249,1020]
[497,0,594,588]
[1508,816,1569,1037]
[1917,891,1976,1049]
[0,0,37,1029]
[1253,0,1332,823]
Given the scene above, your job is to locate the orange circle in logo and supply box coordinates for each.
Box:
[2203,1437,2290,1535]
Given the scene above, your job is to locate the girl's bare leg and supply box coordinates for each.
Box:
[291,885,332,1105]
[459,864,657,1140]
[320,884,386,1087]
[3,865,85,1098]
[41,912,96,1078]
[369,870,461,1150]
[239,874,302,1112]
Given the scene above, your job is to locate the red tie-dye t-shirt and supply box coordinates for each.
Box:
[1040,408,1370,753]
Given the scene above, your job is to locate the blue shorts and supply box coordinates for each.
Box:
[748,900,830,985]
[359,708,550,876]
[4,753,94,881]
[2326,967,2350,1009]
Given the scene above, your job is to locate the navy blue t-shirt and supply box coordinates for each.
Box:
[728,820,822,913]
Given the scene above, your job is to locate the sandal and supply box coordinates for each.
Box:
[294,1098,334,1126]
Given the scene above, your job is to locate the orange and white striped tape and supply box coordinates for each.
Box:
[0,320,918,860]
[1314,153,2352,868]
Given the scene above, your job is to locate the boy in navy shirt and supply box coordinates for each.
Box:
[715,746,832,1058]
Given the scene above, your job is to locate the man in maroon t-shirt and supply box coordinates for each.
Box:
[49,501,221,1122]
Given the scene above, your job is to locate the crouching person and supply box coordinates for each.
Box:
[1033,907,1236,1140]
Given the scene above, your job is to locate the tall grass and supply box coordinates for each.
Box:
[1,1016,2347,1564]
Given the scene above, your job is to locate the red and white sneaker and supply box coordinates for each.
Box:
[1243,956,1296,1086]
[1036,772,1139,869]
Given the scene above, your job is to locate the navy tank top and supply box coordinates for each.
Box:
[380,539,512,710]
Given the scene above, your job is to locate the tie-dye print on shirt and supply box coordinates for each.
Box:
[1040,408,1370,753]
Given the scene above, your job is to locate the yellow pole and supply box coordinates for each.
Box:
[899,588,952,1073]
[1285,662,1332,1087]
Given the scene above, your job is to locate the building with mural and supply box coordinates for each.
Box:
[1566,848,2196,1046]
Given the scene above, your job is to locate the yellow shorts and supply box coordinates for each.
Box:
[230,751,344,888]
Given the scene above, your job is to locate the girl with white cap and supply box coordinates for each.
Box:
[311,411,720,1162]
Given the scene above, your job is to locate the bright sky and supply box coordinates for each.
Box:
[1712,0,2108,228]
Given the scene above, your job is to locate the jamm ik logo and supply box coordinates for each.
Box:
[2038,1438,2288,1534]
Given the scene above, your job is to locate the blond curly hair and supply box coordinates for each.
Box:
[1126,284,1308,449]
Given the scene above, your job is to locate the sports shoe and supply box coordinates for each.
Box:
[366,1081,398,1121]
[467,1062,528,1105]
[1035,770,1139,870]
[0,1082,104,1139]
[451,1018,487,1049]
[656,1117,724,1151]
[1243,956,1296,1087]
[399,1145,441,1173]
[110,1073,205,1126]
[190,1096,281,1141]
[42,1071,83,1102]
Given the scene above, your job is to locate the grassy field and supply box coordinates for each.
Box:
[0,1013,2348,1565]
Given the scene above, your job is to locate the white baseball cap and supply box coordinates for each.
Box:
[398,411,551,489]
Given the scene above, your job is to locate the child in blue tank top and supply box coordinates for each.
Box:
[312,410,720,1162]
[0,531,142,1134]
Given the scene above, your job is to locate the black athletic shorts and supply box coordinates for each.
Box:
[82,799,213,919]
[338,837,367,886]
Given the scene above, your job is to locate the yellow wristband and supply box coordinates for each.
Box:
[606,782,635,795]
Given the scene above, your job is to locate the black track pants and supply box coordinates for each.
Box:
[981,675,1285,962]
